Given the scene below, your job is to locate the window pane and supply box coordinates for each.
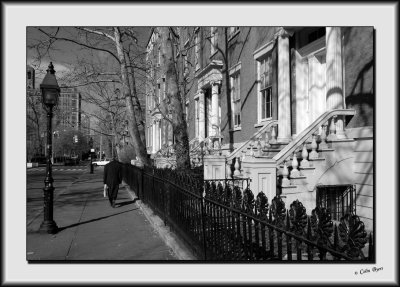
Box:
[261,90,266,119]
[237,76,240,99]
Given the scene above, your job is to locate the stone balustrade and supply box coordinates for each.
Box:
[273,109,356,188]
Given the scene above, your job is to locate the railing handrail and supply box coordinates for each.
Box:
[189,136,214,154]
[226,119,278,161]
[273,109,356,165]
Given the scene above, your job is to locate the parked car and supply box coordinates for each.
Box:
[92,158,110,166]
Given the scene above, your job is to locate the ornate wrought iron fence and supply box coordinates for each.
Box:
[121,164,374,261]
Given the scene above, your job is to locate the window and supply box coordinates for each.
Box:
[229,27,240,38]
[27,71,31,79]
[183,40,189,75]
[185,102,189,130]
[157,82,161,105]
[259,55,273,120]
[316,185,356,221]
[157,46,161,66]
[195,99,199,138]
[210,27,218,55]
[230,73,241,128]
[162,78,166,99]
[194,29,200,71]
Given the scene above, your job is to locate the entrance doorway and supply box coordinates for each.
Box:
[204,87,212,138]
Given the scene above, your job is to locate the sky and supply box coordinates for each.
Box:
[26,26,151,128]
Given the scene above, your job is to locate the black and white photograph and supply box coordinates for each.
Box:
[25,25,375,261]
[3,3,397,285]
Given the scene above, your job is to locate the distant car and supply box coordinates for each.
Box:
[92,158,110,166]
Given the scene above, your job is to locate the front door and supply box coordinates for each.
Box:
[308,50,326,123]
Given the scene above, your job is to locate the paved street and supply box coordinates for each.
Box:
[27,164,178,260]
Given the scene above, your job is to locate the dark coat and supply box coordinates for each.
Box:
[103,160,122,188]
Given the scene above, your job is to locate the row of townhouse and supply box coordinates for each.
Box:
[145,26,374,230]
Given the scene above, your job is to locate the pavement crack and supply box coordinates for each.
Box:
[65,192,90,260]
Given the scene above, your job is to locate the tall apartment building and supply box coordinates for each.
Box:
[146,27,374,229]
[56,85,82,131]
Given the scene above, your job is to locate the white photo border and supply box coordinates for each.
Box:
[3,2,397,285]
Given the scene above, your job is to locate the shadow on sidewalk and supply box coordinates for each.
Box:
[57,208,139,232]
[116,198,139,208]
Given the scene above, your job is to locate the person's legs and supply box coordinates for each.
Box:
[110,185,119,207]
[107,185,113,204]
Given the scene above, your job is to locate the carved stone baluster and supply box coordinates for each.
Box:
[257,137,262,156]
[327,116,337,141]
[265,129,271,148]
[319,123,328,149]
[300,144,310,168]
[242,149,246,161]
[336,116,346,139]
[281,160,290,187]
[234,157,241,176]
[309,134,319,159]
[270,125,277,144]
[290,152,300,177]
[226,161,232,178]
[261,132,266,150]
[249,140,255,157]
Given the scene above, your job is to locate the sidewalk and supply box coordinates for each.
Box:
[27,170,179,261]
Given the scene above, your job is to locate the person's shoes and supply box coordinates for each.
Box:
[111,201,116,208]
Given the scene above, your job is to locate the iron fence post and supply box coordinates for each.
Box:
[200,187,207,260]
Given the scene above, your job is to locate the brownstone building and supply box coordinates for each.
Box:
[146,27,374,230]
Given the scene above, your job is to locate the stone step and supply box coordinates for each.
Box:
[281,184,298,190]
[290,175,307,186]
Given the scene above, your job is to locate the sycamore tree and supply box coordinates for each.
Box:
[28,26,150,165]
[82,82,130,161]
[147,27,196,169]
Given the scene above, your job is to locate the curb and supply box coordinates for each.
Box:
[122,182,197,260]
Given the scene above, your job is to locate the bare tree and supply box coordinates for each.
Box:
[28,26,151,165]
[153,27,192,169]
[26,89,46,160]
[83,82,128,160]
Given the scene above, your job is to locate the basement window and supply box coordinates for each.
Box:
[316,184,356,221]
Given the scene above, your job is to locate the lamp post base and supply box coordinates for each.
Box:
[39,220,58,234]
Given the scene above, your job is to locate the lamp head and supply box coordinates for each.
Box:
[40,62,60,107]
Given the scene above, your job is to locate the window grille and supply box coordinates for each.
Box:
[316,185,356,221]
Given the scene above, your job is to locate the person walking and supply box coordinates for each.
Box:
[103,157,122,208]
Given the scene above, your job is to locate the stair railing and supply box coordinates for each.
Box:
[273,109,356,166]
[226,119,278,162]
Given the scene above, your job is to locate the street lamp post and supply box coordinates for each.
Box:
[89,137,94,174]
[39,62,60,234]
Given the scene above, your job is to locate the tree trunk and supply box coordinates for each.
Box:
[160,27,191,170]
[114,27,150,166]
[223,28,234,152]
[125,51,146,144]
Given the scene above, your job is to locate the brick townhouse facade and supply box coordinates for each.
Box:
[145,26,374,230]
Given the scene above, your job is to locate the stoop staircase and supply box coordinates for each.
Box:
[226,109,358,213]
